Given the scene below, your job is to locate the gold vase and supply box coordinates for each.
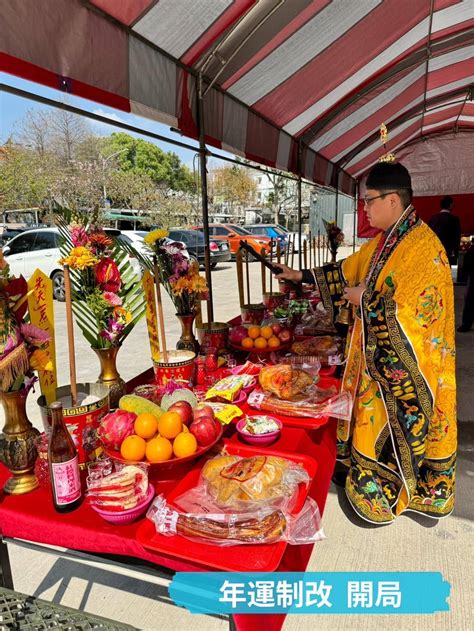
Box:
[0,389,40,494]
[176,313,200,355]
[92,346,126,409]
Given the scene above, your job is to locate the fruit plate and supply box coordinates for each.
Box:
[136,440,318,572]
[229,341,291,355]
[102,422,224,470]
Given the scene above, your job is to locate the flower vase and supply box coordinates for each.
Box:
[92,346,126,409]
[0,389,40,494]
[330,248,338,263]
[176,313,200,355]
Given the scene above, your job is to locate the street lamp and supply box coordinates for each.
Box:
[102,148,128,207]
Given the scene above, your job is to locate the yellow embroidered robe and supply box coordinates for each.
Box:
[314,206,457,523]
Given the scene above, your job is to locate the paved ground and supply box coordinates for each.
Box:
[6,250,474,630]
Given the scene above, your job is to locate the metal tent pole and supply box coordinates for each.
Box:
[197,77,214,323]
[297,142,303,270]
[353,181,358,253]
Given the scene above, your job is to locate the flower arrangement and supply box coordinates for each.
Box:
[323,220,344,256]
[58,223,144,348]
[0,250,53,393]
[144,229,208,315]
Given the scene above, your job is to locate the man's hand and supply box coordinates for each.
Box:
[273,263,303,283]
[342,281,367,305]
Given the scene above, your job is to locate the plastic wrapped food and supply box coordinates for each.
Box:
[179,454,310,513]
[291,335,342,355]
[205,374,255,402]
[248,387,353,421]
[87,463,148,512]
[258,364,316,400]
[147,494,325,546]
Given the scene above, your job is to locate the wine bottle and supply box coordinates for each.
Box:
[48,401,82,513]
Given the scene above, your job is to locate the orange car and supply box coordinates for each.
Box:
[192,223,272,256]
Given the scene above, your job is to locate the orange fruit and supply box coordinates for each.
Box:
[157,411,182,439]
[120,435,146,461]
[254,337,268,349]
[134,412,158,439]
[146,436,173,463]
[268,335,281,348]
[248,325,261,339]
[241,337,254,349]
[260,326,273,339]
[173,432,198,458]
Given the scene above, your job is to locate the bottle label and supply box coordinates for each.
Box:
[51,456,81,505]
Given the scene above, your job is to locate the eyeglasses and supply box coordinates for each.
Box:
[363,191,399,206]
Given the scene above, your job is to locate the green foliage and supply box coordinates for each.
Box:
[102,132,194,192]
[56,215,145,349]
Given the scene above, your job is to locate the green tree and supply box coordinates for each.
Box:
[0,142,54,211]
[102,133,194,192]
[208,165,256,218]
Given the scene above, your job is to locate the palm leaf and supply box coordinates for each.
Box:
[56,214,145,347]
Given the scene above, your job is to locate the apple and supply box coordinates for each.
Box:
[168,400,193,426]
[271,322,282,335]
[278,328,292,343]
[192,404,215,422]
[229,325,248,345]
[190,416,218,447]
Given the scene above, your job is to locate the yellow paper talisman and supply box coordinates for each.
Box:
[142,270,160,362]
[27,269,57,404]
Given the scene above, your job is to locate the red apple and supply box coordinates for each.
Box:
[192,405,215,422]
[190,417,218,447]
[168,400,193,426]
[278,329,292,343]
[229,325,248,345]
[271,322,282,335]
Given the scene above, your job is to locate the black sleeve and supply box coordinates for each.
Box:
[301,269,315,284]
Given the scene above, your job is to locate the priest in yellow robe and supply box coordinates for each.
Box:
[276,162,457,524]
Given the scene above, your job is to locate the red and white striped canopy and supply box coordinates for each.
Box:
[1,0,472,194]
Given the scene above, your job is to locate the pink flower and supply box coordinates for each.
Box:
[20,323,50,347]
[103,292,122,307]
[70,226,89,247]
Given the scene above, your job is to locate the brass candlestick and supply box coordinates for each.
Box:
[0,389,39,495]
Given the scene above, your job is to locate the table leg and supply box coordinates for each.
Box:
[0,539,14,589]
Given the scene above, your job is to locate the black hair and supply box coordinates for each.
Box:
[440,196,453,210]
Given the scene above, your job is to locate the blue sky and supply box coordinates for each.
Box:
[0,72,231,168]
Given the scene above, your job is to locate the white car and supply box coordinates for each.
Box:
[3,227,141,301]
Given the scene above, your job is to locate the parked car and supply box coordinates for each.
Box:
[244,224,290,251]
[275,224,309,253]
[191,223,272,257]
[168,229,231,269]
[2,228,141,301]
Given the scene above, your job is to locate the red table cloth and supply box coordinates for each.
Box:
[0,392,337,631]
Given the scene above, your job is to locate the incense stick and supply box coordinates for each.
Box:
[63,265,77,406]
[236,248,245,308]
[245,248,251,304]
[269,239,273,295]
[153,257,168,363]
